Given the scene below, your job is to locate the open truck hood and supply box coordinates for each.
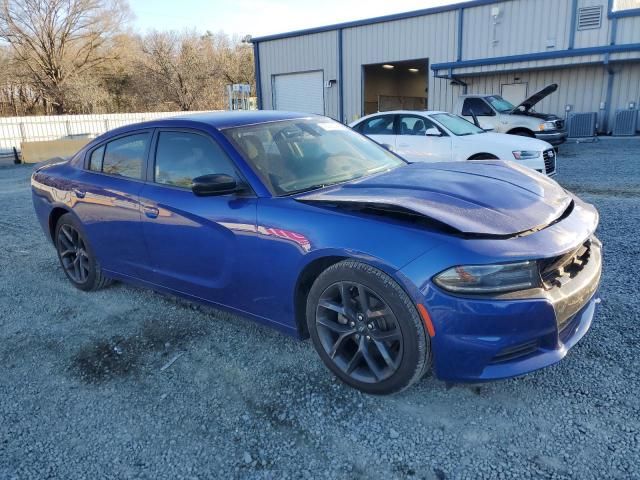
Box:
[295,161,573,237]
[512,83,558,112]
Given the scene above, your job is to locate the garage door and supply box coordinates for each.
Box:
[273,71,324,115]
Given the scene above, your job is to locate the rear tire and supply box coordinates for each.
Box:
[54,213,112,291]
[306,260,430,395]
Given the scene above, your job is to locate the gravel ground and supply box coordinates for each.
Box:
[1,138,639,479]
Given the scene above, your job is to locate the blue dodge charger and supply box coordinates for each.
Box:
[31,111,601,394]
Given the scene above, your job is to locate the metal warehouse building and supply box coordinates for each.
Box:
[251,0,640,134]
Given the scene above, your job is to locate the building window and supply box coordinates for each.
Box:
[577,6,603,30]
[612,0,640,12]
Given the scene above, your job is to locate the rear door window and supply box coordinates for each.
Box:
[101,133,150,179]
[358,115,396,135]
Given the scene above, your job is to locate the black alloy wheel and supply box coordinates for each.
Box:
[315,281,403,384]
[307,260,430,395]
[54,213,112,291]
[57,223,91,284]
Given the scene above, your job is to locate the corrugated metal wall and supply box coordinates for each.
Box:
[462,0,573,59]
[341,10,458,122]
[610,63,640,114]
[255,0,640,130]
[257,31,338,118]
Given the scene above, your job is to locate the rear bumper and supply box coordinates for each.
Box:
[422,238,602,382]
[536,130,568,146]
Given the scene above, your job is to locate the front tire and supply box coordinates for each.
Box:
[306,260,430,395]
[468,153,499,160]
[54,213,112,291]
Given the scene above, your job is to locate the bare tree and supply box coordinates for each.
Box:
[0,0,129,113]
[140,30,218,111]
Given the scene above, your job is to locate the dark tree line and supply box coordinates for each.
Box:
[0,0,254,116]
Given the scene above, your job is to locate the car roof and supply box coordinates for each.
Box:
[95,110,320,140]
[351,110,449,124]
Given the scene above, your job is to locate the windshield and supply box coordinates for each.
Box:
[223,118,405,195]
[486,95,516,113]
[431,113,485,136]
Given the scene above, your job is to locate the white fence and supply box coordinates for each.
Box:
[0,111,214,153]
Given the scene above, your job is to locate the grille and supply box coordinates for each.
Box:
[554,119,565,130]
[540,240,592,290]
[490,340,539,364]
[567,112,598,138]
[543,149,556,175]
[577,6,603,30]
[612,109,638,136]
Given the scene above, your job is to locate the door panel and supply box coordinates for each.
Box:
[139,185,257,301]
[140,129,258,304]
[72,132,152,279]
[395,115,452,162]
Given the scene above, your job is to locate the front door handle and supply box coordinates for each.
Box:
[143,205,159,218]
[73,189,85,199]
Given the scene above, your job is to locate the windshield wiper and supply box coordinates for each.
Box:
[287,183,337,195]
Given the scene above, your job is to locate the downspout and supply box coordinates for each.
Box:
[602,16,618,133]
[338,29,344,123]
[253,42,263,110]
[568,0,578,49]
[457,8,464,62]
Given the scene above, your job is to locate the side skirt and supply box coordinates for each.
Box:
[102,269,302,339]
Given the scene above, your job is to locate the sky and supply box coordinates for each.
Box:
[128,0,461,38]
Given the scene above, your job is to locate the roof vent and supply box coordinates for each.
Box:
[577,6,603,30]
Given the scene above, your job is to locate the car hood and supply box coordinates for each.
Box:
[295,162,572,237]
[475,132,552,151]
[512,83,558,112]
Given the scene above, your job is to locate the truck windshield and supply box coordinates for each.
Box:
[431,113,485,136]
[224,118,406,196]
[486,95,516,113]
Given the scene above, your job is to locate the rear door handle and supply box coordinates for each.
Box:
[73,189,85,199]
[143,205,159,218]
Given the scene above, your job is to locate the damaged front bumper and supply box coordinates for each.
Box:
[419,238,601,382]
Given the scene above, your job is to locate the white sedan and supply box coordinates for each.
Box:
[350,110,556,176]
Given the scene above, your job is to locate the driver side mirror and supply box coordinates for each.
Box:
[425,127,442,137]
[192,174,239,196]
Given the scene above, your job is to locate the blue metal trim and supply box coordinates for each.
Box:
[568,0,578,49]
[338,29,344,123]
[457,8,464,61]
[608,0,640,18]
[431,43,640,71]
[251,0,508,43]
[610,17,618,45]
[253,42,263,110]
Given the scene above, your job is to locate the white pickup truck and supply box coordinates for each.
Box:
[454,84,568,147]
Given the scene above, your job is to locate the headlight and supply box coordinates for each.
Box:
[539,121,557,131]
[512,150,541,159]
[433,261,539,294]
